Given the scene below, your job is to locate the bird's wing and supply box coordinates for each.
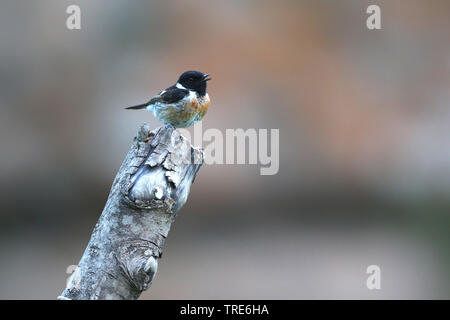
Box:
[126,87,189,110]
[157,87,189,104]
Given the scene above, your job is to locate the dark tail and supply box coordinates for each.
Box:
[125,102,149,110]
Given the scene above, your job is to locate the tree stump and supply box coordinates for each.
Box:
[59,124,203,300]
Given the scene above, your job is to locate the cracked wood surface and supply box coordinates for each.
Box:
[59,124,203,300]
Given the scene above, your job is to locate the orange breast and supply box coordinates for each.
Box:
[169,93,211,123]
[195,94,211,119]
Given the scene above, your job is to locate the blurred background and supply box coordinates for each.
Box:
[0,0,449,299]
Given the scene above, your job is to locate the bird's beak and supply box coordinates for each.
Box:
[202,73,212,81]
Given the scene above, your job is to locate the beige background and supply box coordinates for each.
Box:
[0,0,449,299]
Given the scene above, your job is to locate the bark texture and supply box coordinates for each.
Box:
[58,124,203,300]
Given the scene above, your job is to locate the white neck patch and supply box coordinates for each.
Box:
[176,83,187,90]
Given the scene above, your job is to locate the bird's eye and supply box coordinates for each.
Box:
[189,77,194,81]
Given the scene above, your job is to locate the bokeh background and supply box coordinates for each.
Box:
[0,0,449,299]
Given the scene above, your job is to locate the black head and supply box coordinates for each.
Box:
[177,70,211,96]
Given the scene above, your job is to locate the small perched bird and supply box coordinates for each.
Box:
[126,70,211,128]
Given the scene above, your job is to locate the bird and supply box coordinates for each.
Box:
[126,70,211,128]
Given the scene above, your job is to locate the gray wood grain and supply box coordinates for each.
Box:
[58,124,203,300]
